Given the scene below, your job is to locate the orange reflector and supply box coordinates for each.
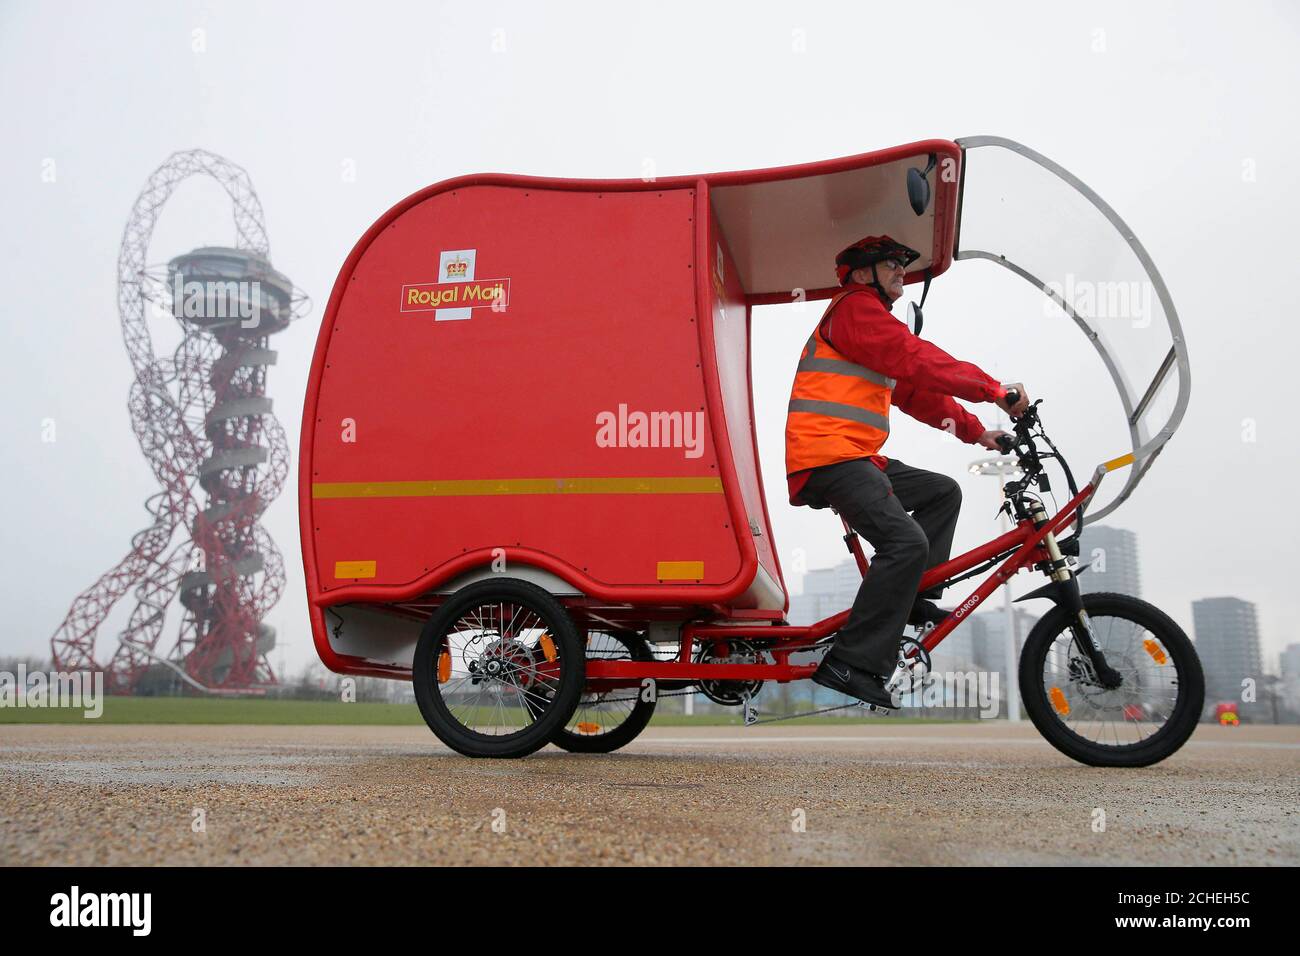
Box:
[538,633,557,661]
[437,651,451,684]
[1049,686,1070,716]
[1143,638,1168,665]
[657,560,705,581]
[575,722,601,735]
[333,559,376,579]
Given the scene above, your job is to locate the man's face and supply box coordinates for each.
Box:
[853,257,906,301]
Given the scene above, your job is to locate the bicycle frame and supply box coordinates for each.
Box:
[583,475,1102,692]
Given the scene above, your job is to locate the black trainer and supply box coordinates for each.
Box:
[810,654,898,710]
[907,598,951,628]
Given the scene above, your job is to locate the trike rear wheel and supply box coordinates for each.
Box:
[1019,592,1204,767]
[551,629,657,754]
[413,579,584,758]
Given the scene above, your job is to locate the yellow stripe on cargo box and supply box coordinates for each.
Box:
[334,560,377,579]
[311,476,724,499]
[657,560,704,581]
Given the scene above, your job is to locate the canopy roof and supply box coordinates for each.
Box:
[703,139,963,302]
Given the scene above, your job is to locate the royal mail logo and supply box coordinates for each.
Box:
[403,248,511,321]
[402,278,511,312]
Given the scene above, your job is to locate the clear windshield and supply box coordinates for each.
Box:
[955,136,1190,522]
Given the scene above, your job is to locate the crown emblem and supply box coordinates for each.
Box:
[444,256,469,278]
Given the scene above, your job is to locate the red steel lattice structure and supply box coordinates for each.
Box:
[50,149,303,693]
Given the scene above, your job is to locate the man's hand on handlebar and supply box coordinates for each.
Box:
[996,383,1029,417]
[977,429,1015,452]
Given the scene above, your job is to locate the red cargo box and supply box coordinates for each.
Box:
[301,140,962,677]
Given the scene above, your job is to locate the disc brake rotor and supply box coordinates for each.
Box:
[469,636,545,692]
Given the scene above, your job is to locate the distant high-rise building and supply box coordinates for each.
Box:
[932,622,977,671]
[788,558,862,626]
[967,608,1039,674]
[1077,525,1141,598]
[1192,597,1263,707]
[1280,644,1300,720]
[1281,644,1300,681]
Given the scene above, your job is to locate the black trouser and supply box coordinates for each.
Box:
[798,457,962,676]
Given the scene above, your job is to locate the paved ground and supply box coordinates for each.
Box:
[1,722,1296,865]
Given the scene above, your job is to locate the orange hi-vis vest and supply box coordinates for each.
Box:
[785,289,897,475]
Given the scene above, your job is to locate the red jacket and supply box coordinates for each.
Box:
[788,283,1005,505]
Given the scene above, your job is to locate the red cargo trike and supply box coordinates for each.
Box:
[300,136,1199,765]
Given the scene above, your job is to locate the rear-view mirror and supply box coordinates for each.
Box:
[907,154,937,216]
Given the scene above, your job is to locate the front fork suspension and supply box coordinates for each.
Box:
[1028,502,1123,690]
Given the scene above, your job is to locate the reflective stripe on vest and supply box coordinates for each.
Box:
[787,397,890,432]
[785,289,895,474]
[797,333,896,387]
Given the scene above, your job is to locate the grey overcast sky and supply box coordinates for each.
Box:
[2,0,1297,676]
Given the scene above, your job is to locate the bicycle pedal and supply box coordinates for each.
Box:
[884,662,911,695]
[886,637,933,695]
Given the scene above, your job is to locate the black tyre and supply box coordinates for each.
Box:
[551,629,657,754]
[413,579,584,758]
[1019,591,1204,767]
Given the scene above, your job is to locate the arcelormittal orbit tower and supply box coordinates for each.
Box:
[50,150,306,693]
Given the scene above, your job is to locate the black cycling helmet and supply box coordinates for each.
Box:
[834,234,921,284]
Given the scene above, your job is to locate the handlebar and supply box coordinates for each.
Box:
[994,388,1022,454]
[989,392,1084,536]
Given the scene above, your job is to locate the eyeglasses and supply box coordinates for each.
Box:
[879,258,905,272]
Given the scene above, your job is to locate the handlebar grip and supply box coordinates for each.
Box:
[995,434,1015,454]
[1003,388,1021,409]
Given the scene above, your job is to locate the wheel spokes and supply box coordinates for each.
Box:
[1042,615,1182,748]
[564,631,641,737]
[436,601,567,737]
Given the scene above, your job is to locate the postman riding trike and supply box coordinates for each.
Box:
[300,136,1200,765]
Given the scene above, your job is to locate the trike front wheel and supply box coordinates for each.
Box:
[1019,591,1204,767]
[413,579,584,758]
